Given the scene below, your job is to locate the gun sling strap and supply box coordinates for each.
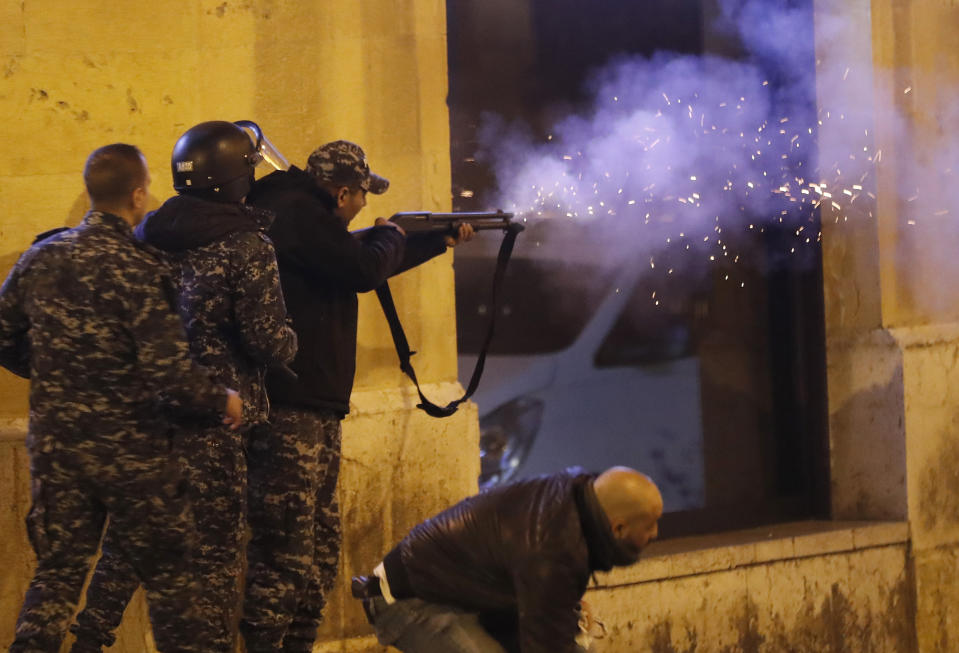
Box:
[375,222,524,418]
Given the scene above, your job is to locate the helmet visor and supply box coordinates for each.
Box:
[234,120,290,172]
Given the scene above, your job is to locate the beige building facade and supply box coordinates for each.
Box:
[1,0,958,651]
[0,1,476,650]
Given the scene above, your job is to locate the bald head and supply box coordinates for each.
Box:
[594,467,662,522]
[593,467,663,564]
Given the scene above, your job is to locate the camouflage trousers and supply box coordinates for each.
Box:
[68,425,247,653]
[241,407,342,653]
[10,430,203,653]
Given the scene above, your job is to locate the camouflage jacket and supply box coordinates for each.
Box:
[0,211,226,442]
[135,195,297,425]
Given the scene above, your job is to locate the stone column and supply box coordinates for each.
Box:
[817,0,959,649]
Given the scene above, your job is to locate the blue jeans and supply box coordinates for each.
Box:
[368,597,508,653]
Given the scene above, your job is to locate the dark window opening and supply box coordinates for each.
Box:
[448,0,829,539]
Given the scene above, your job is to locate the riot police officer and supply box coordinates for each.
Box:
[1,143,244,652]
[70,122,297,653]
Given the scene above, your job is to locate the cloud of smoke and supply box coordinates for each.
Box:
[476,0,873,278]
[485,54,789,252]
[470,0,959,328]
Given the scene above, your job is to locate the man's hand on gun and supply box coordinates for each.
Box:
[444,222,475,247]
[374,216,406,236]
[384,210,518,242]
[374,216,476,247]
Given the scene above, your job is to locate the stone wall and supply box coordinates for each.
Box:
[590,522,914,653]
[0,1,478,650]
[817,0,959,650]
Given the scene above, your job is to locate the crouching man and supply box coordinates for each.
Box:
[351,466,662,653]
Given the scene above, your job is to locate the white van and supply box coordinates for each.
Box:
[455,219,706,511]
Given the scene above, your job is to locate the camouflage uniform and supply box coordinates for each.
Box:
[0,211,228,653]
[69,195,297,653]
[243,408,342,652]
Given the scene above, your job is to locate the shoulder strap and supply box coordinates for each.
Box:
[376,222,523,418]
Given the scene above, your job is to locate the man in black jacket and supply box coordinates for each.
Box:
[352,467,662,653]
[241,140,472,652]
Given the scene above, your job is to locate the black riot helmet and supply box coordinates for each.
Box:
[171,121,260,203]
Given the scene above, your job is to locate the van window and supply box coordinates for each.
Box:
[455,256,613,356]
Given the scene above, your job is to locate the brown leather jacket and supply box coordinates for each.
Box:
[382,469,620,653]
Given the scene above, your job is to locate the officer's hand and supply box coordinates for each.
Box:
[445,222,475,247]
[223,389,243,430]
[375,216,406,236]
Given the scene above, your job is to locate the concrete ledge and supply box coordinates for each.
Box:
[889,321,959,349]
[826,322,959,350]
[594,520,909,587]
